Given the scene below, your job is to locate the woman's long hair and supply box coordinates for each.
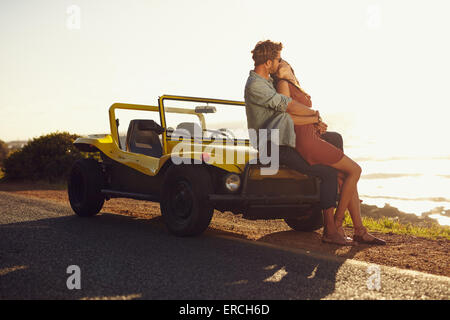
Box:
[272,59,310,98]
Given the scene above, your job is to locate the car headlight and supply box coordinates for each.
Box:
[224,173,241,192]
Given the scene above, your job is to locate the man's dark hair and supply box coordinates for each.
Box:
[251,40,283,66]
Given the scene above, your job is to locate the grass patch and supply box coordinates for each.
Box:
[342,212,450,240]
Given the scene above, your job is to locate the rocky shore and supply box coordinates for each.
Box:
[360,203,448,227]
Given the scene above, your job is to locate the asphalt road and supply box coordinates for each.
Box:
[1,191,449,300]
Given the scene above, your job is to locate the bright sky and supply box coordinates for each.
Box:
[1,0,450,159]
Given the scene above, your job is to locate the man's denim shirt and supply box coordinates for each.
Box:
[244,70,295,149]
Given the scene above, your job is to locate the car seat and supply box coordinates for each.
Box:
[126,120,163,158]
[173,122,203,138]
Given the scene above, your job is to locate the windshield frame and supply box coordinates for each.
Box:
[158,95,248,154]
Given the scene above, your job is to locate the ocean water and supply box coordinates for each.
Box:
[343,142,450,226]
[315,110,450,227]
[356,158,450,226]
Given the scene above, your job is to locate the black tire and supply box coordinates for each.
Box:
[160,164,214,236]
[68,159,105,217]
[284,206,323,232]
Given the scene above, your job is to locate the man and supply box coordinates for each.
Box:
[244,40,352,245]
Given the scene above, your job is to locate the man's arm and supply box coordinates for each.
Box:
[245,79,292,112]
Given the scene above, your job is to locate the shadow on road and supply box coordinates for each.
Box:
[256,229,365,260]
[0,210,364,299]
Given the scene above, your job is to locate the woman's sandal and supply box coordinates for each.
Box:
[353,227,386,245]
[322,233,357,246]
[337,226,355,242]
[334,218,354,242]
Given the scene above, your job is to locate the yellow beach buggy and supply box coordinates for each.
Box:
[68,95,321,236]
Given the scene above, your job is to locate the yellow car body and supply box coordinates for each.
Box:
[69,95,322,236]
[75,96,252,176]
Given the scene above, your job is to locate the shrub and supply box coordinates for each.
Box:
[3,132,97,181]
[0,139,8,168]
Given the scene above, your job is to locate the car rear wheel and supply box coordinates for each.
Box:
[284,206,323,232]
[68,159,105,217]
[160,165,214,236]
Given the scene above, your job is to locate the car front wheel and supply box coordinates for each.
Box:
[68,159,105,217]
[160,165,214,236]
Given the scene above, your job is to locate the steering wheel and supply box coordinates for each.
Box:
[218,128,236,139]
[205,129,236,140]
[203,129,225,139]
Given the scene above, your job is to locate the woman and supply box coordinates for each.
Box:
[274,59,385,245]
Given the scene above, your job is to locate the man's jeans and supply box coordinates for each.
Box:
[268,131,344,210]
[321,131,344,153]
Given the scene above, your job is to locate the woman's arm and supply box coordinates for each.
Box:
[276,80,317,117]
[276,79,291,97]
[291,114,320,126]
[288,101,319,117]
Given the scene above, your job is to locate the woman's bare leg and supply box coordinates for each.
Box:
[337,172,345,195]
[322,206,355,245]
[338,177,386,244]
[346,188,364,229]
[329,155,362,229]
[322,207,336,235]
